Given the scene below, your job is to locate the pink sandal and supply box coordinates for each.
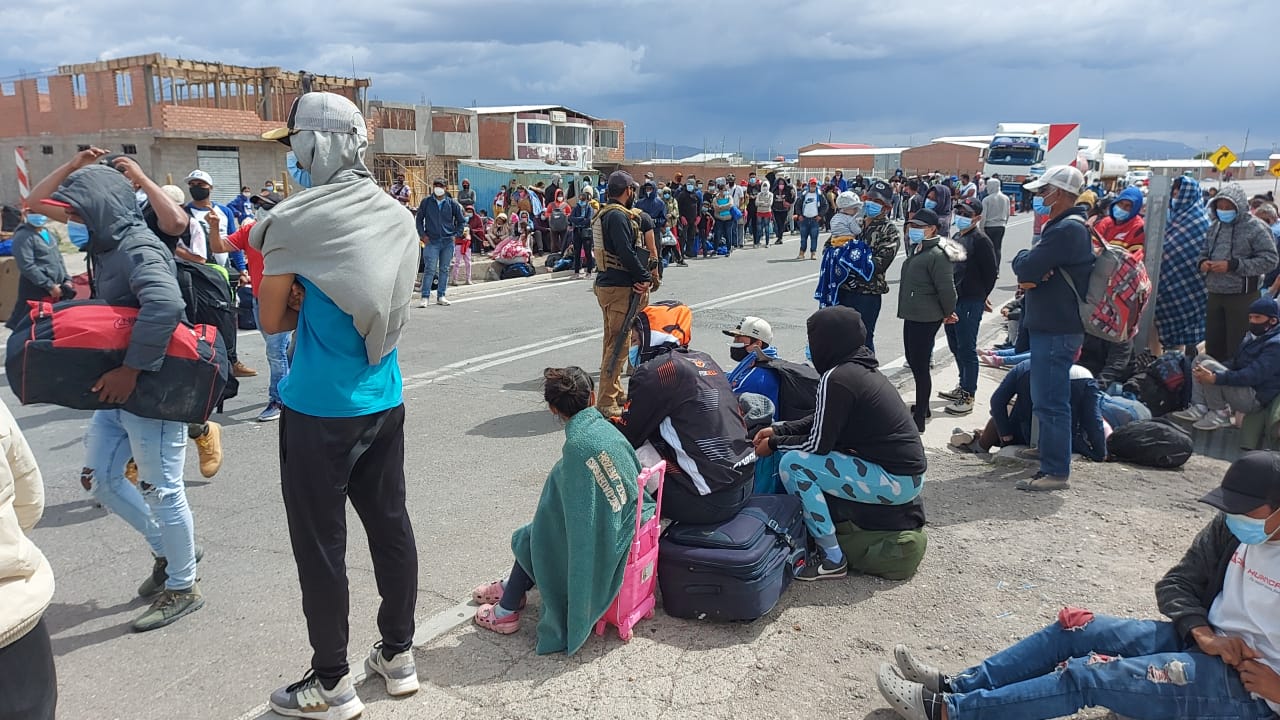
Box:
[471,580,527,608]
[474,604,520,634]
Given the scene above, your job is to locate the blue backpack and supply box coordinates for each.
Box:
[500,262,534,280]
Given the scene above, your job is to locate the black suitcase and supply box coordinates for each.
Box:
[658,494,808,621]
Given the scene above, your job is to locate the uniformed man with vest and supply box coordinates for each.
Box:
[595,171,654,418]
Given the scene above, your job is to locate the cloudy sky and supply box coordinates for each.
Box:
[3,0,1276,157]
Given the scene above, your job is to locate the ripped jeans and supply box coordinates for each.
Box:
[946,614,1275,720]
[82,410,196,590]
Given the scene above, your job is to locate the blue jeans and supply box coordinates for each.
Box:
[83,410,196,589]
[799,218,820,253]
[755,216,773,245]
[837,290,882,354]
[254,304,291,404]
[422,240,455,299]
[713,220,734,252]
[947,615,1274,720]
[945,298,985,394]
[1029,331,1084,476]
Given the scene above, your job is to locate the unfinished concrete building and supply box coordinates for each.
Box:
[0,54,369,205]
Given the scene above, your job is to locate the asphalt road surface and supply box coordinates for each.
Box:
[16,214,1035,719]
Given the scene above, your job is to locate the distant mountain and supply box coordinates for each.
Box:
[1108,139,1200,160]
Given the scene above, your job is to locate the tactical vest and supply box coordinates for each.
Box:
[596,203,645,272]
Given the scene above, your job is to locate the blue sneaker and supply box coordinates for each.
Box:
[257,401,283,423]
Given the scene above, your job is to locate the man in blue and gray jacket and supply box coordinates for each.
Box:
[415,176,466,307]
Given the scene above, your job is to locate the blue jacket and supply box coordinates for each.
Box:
[1013,206,1094,334]
[416,195,466,243]
[727,347,782,418]
[1218,324,1280,405]
[990,361,1107,461]
[635,191,667,228]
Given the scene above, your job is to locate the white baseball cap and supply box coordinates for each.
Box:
[723,316,774,346]
[185,169,214,186]
[1023,165,1085,195]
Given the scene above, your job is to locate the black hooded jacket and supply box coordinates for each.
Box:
[771,307,926,477]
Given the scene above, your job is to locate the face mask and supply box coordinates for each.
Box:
[628,346,641,368]
[908,227,926,244]
[434,187,446,197]
[863,200,883,218]
[189,185,211,202]
[1032,196,1051,216]
[286,152,312,188]
[662,193,671,200]
[1225,510,1280,545]
[265,183,275,192]
[625,194,635,210]
[1111,206,1131,223]
[924,199,937,210]
[1217,209,1237,224]
[68,221,90,249]
[26,213,47,228]
[954,216,972,231]
[804,345,812,362]
[462,183,469,189]
[1250,321,1274,336]
[729,343,750,363]
[686,183,694,192]
[241,191,252,199]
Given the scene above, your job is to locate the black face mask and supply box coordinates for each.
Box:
[729,345,750,363]
[1251,321,1275,337]
[189,186,211,202]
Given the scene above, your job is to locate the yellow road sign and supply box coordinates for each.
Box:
[1270,161,1280,179]
[1210,145,1236,173]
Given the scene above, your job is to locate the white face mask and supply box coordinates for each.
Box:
[433,187,446,197]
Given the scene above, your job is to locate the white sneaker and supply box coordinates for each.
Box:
[436,296,452,306]
[269,671,364,720]
[365,643,420,697]
[1193,409,1234,431]
[944,392,974,416]
[1171,404,1208,423]
[417,298,431,309]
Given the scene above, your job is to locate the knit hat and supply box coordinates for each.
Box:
[1249,297,1279,319]
[835,191,861,210]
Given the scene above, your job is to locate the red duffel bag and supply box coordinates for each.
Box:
[6,300,229,424]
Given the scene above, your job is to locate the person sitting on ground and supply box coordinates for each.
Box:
[949,358,1106,464]
[471,367,647,653]
[724,316,782,414]
[754,306,928,581]
[877,450,1280,720]
[1173,296,1280,431]
[617,307,753,525]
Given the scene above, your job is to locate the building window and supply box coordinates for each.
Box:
[122,144,138,155]
[36,77,50,113]
[71,73,88,109]
[526,123,552,145]
[41,145,53,155]
[554,125,590,147]
[115,71,133,106]
[1,81,14,96]
[594,129,619,149]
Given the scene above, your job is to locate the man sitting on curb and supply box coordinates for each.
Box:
[1173,297,1280,431]
[724,316,781,412]
[876,450,1280,720]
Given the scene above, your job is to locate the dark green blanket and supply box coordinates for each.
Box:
[512,408,642,654]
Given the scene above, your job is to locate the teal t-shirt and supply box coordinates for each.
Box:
[279,277,403,418]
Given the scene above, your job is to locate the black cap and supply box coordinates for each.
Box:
[252,191,285,210]
[607,170,634,198]
[908,208,940,227]
[865,180,893,206]
[956,199,984,217]
[1201,451,1280,514]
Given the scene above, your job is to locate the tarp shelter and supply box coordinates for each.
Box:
[458,160,600,218]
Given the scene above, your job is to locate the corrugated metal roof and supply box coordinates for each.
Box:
[800,148,905,157]
[466,105,598,121]
[459,159,592,173]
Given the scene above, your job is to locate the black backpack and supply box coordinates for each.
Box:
[1106,418,1193,469]
[753,354,820,422]
[549,207,569,232]
[174,259,238,402]
[1123,352,1191,417]
[500,262,534,280]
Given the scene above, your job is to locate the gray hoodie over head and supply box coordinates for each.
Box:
[1199,182,1278,296]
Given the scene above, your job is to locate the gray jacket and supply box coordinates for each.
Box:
[6,224,69,329]
[52,165,184,372]
[1199,183,1278,295]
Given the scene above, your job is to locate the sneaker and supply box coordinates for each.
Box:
[436,296,452,306]
[365,642,420,697]
[1016,447,1041,461]
[257,401,283,423]
[193,421,223,478]
[269,671,364,720]
[809,252,817,260]
[417,298,431,308]
[677,261,688,267]
[232,361,258,377]
[1171,404,1208,423]
[1015,472,1070,492]
[949,428,975,449]
[465,279,474,285]
[944,391,974,415]
[131,583,204,632]
[796,251,806,260]
[894,644,946,693]
[137,545,205,598]
[795,551,848,581]
[876,663,932,720]
[1194,409,1235,431]
[937,385,965,401]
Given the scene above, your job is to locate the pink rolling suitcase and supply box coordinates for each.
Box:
[594,461,666,641]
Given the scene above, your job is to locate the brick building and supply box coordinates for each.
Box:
[898,141,986,177]
[0,54,368,205]
[469,105,625,171]
[366,100,479,206]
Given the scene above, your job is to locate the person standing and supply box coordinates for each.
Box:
[772,178,793,245]
[255,91,421,717]
[6,212,71,330]
[185,170,257,378]
[676,177,701,259]
[416,177,466,307]
[594,172,652,418]
[794,177,828,260]
[569,191,596,278]
[387,173,411,207]
[897,209,957,433]
[939,200,998,416]
[456,178,476,210]
[1153,176,1212,356]
[838,181,901,353]
[1012,166,1095,492]
[980,178,1009,266]
[0,398,57,720]
[1201,182,1278,362]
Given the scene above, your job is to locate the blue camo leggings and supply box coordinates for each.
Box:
[778,450,924,538]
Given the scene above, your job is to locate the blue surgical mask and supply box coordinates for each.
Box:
[26,213,47,228]
[628,346,641,368]
[68,221,90,249]
[1217,209,1237,224]
[686,183,694,192]
[1224,510,1280,545]
[954,216,972,231]
[1111,207,1131,223]
[863,200,882,218]
[286,152,312,189]
[908,227,926,244]
[804,345,812,362]
[924,199,937,210]
[1033,196,1051,216]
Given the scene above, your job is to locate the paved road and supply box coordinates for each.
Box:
[17,215,1035,719]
